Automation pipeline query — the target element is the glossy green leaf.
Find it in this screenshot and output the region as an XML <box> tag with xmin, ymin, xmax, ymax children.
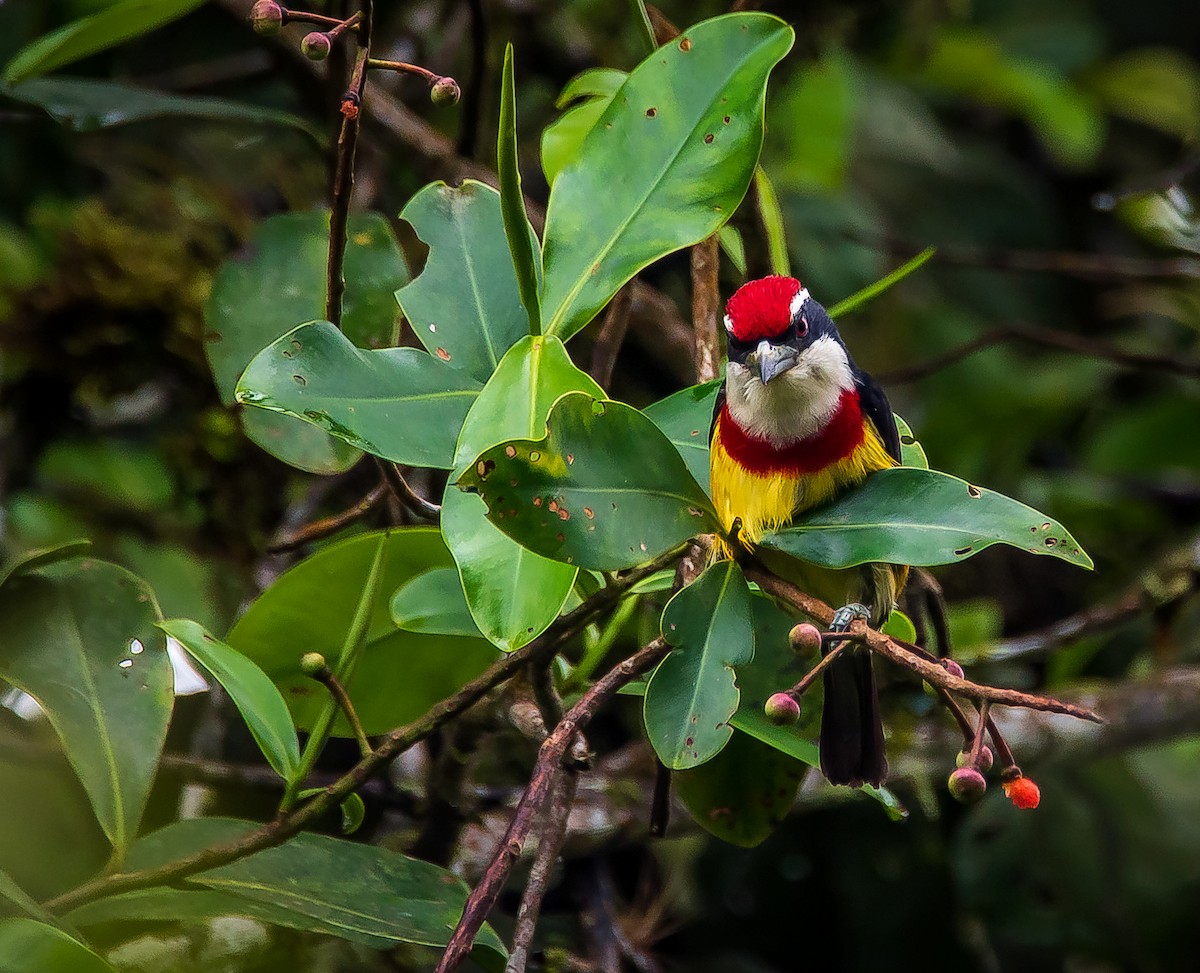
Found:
<box><xmin>827</xmin><ymin>247</ymin><xmax>936</xmax><ymax>318</ymax></box>
<box><xmin>753</xmin><ymin>166</ymin><xmax>790</xmax><ymax>275</ymax></box>
<box><xmin>116</xmin><ymin>818</ymin><xmax>506</xmax><ymax>964</ymax></box>
<box><xmin>235</xmin><ymin>321</ymin><xmax>481</xmax><ymax>470</ymax></box>
<box><xmin>4</xmin><ymin>0</ymin><xmax>204</xmax><ymax>84</ymax></box>
<box><xmin>160</xmin><ymin>620</ymin><xmax>300</xmax><ymax>782</ymax></box>
<box><xmin>895</xmin><ymin>414</ymin><xmax>929</xmax><ymax>469</ymax></box>
<box><xmin>390</xmin><ymin>567</ymin><xmax>483</xmax><ymax>638</ymax></box>
<box><xmin>0</xmin><ymin>539</ymin><xmax>90</xmax><ymax>590</ymax></box>
<box><xmin>675</xmin><ymin>731</ymin><xmax>801</xmax><ymax>846</ymax></box>
<box><xmin>444</xmin><ymin>336</ymin><xmax>600</xmax><ymax>649</ymax></box>
<box><xmin>881</xmin><ymin>609</ymin><xmax>918</xmax><ymax>644</ymax></box>
<box><xmin>642</xmin><ymin>379</ymin><xmax>722</xmax><ymax>489</ymax></box>
<box><xmin>498</xmin><ymin>44</ymin><xmax>541</xmax><ymax>335</ymax></box>
<box><xmin>205</xmin><ymin>211</ymin><xmax>408</xmax><ymax>473</ymax></box>
<box><xmin>541</xmin><ymin>69</ymin><xmax>627</xmax><ymax>186</ymax></box>
<box><xmin>539</xmin><ymin>13</ymin><xmax>794</xmax><ymax>340</ymax></box>
<box><xmin>0</xmin><ymin>918</ymin><xmax>114</xmax><ymax>973</ymax></box>
<box><xmin>643</xmin><ymin>561</ymin><xmax>754</xmax><ymax>769</ymax></box>
<box><xmin>718</xmin><ymin>224</ymin><xmax>747</xmax><ymax>275</ymax></box>
<box><xmin>227</xmin><ymin>530</ymin><xmax>497</xmax><ymax>735</ymax></box>
<box><xmin>761</xmin><ymin>467</ymin><xmax>1094</xmax><ymax>570</ymax></box>
<box><xmin>395</xmin><ymin>181</ymin><xmax>534</xmax><ymax>383</ymax></box>
<box><xmin>459</xmin><ymin>391</ymin><xmax>718</xmax><ymax>570</ymax></box>
<box><xmin>0</xmin><ymin>559</ymin><xmax>171</xmax><ymax>856</ymax></box>
<box><xmin>1</xmin><ymin>78</ymin><xmax>321</xmax><ymax>139</ymax></box>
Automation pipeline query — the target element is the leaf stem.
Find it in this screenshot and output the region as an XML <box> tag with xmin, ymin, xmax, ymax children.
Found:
<box><xmin>306</xmin><ymin>661</ymin><xmax>372</xmax><ymax>758</ymax></box>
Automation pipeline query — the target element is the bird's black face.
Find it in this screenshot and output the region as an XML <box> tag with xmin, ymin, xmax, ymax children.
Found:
<box><xmin>727</xmin><ymin>298</ymin><xmax>839</xmax><ymax>385</ymax></box>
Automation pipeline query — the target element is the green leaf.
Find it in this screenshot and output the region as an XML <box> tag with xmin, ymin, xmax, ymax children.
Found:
<box><xmin>753</xmin><ymin>167</ymin><xmax>790</xmax><ymax>275</ymax></box>
<box><xmin>0</xmin><ymin>559</ymin><xmax>171</xmax><ymax>856</ymax></box>
<box><xmin>827</xmin><ymin>247</ymin><xmax>936</xmax><ymax>318</ymax></box>
<box><xmin>642</xmin><ymin>379</ymin><xmax>722</xmax><ymax>489</ymax></box>
<box><xmin>761</xmin><ymin>467</ymin><xmax>1094</xmax><ymax>570</ymax></box>
<box><xmin>538</xmin><ymin>14</ymin><xmax>793</xmax><ymax>340</ymax></box>
<box><xmin>0</xmin><ymin>539</ymin><xmax>91</xmax><ymax>590</ymax></box>
<box><xmin>227</xmin><ymin>529</ymin><xmax>497</xmax><ymax>736</ymax></box>
<box><xmin>160</xmin><ymin>619</ymin><xmax>300</xmax><ymax>782</ymax></box>
<box><xmin>881</xmin><ymin>609</ymin><xmax>917</xmax><ymax>644</ymax></box>
<box><xmin>444</xmin><ymin>336</ymin><xmax>601</xmax><ymax>649</ymax></box>
<box><xmin>339</xmin><ymin>793</ymin><xmax>366</xmax><ymax>835</ymax></box>
<box><xmin>643</xmin><ymin>560</ymin><xmax>754</xmax><ymax>769</ymax></box>
<box><xmin>235</xmin><ymin>321</ymin><xmax>481</xmax><ymax>470</ymax></box>
<box><xmin>205</xmin><ymin>211</ymin><xmax>409</xmax><ymax>473</ymax></box>
<box><xmin>459</xmin><ymin>391</ymin><xmax>718</xmax><ymax>570</ymax></box>
<box><xmin>541</xmin><ymin>69</ymin><xmax>627</xmax><ymax>186</ymax></box>
<box><xmin>108</xmin><ymin>818</ymin><xmax>506</xmax><ymax>964</ymax></box>
<box><xmin>0</xmin><ymin>918</ymin><xmax>114</xmax><ymax>973</ymax></box>
<box><xmin>395</xmin><ymin>180</ymin><xmax>534</xmax><ymax>383</ymax></box>
<box><xmin>895</xmin><ymin>414</ymin><xmax>929</xmax><ymax>469</ymax></box>
<box><xmin>3</xmin><ymin>0</ymin><xmax>205</xmax><ymax>84</ymax></box>
<box><xmin>1</xmin><ymin>78</ymin><xmax>321</xmax><ymax>140</ymax></box>
<box><xmin>0</xmin><ymin>870</ymin><xmax>56</xmax><ymax>924</ymax></box>
<box><xmin>498</xmin><ymin>44</ymin><xmax>541</xmax><ymax>335</ymax></box>
<box><xmin>1088</xmin><ymin>48</ymin><xmax>1200</xmax><ymax>143</ymax></box>
<box><xmin>675</xmin><ymin>731</ymin><xmax>801</xmax><ymax>846</ymax></box>
<box><xmin>390</xmin><ymin>567</ymin><xmax>483</xmax><ymax>638</ymax></box>
<box><xmin>717</xmin><ymin>224</ymin><xmax>746</xmax><ymax>275</ymax></box>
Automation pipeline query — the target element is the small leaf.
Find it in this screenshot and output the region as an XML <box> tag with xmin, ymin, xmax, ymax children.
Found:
<box><xmin>444</xmin><ymin>336</ymin><xmax>600</xmax><ymax>649</ymax></box>
<box><xmin>160</xmin><ymin>620</ymin><xmax>300</xmax><ymax>781</ymax></box>
<box><xmin>498</xmin><ymin>44</ymin><xmax>542</xmax><ymax>335</ymax></box>
<box><xmin>895</xmin><ymin>413</ymin><xmax>929</xmax><ymax>469</ymax></box>
<box><xmin>0</xmin><ymin>870</ymin><xmax>57</xmax><ymax>924</ymax></box>
<box><xmin>458</xmin><ymin>392</ymin><xmax>718</xmax><ymax>570</ymax></box>
<box><xmin>0</xmin><ymin>539</ymin><xmax>91</xmax><ymax>590</ymax></box>
<box><xmin>761</xmin><ymin>467</ymin><xmax>1094</xmax><ymax>570</ymax></box>
<box><xmin>1</xmin><ymin>78</ymin><xmax>321</xmax><ymax>140</ymax></box>
<box><xmin>0</xmin><ymin>559</ymin><xmax>171</xmax><ymax>856</ymax></box>
<box><xmin>541</xmin><ymin>69</ymin><xmax>627</xmax><ymax>186</ymax></box>
<box><xmin>827</xmin><ymin>247</ymin><xmax>936</xmax><ymax>318</ymax></box>
<box><xmin>0</xmin><ymin>918</ymin><xmax>115</xmax><ymax>973</ymax></box>
<box><xmin>642</xmin><ymin>379</ymin><xmax>722</xmax><ymax>489</ymax></box>
<box><xmin>753</xmin><ymin>166</ymin><xmax>790</xmax><ymax>275</ymax></box>
<box><xmin>644</xmin><ymin>560</ymin><xmax>754</xmax><ymax>769</ymax></box>
<box><xmin>881</xmin><ymin>609</ymin><xmax>917</xmax><ymax>644</ymax></box>
<box><xmin>227</xmin><ymin>530</ymin><xmax>498</xmax><ymax>736</ymax></box>
<box><xmin>539</xmin><ymin>13</ymin><xmax>794</xmax><ymax>340</ymax></box>
<box><xmin>4</xmin><ymin>0</ymin><xmax>204</xmax><ymax>84</ymax></box>
<box><xmin>395</xmin><ymin>181</ymin><xmax>534</xmax><ymax>382</ymax></box>
<box><xmin>675</xmin><ymin>731</ymin><xmax>801</xmax><ymax>846</ymax></box>
<box><xmin>236</xmin><ymin>321</ymin><xmax>481</xmax><ymax>470</ymax></box>
<box><xmin>390</xmin><ymin>568</ymin><xmax>483</xmax><ymax>638</ymax></box>
<box><xmin>339</xmin><ymin>794</ymin><xmax>366</xmax><ymax>835</ymax></box>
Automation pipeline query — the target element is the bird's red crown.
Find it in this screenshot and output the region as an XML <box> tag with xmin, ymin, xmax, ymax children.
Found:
<box><xmin>724</xmin><ymin>275</ymin><xmax>804</xmax><ymax>343</ymax></box>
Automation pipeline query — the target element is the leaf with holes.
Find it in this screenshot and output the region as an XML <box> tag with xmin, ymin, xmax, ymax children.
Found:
<box><xmin>235</xmin><ymin>321</ymin><xmax>481</xmax><ymax>469</ymax></box>
<box><xmin>443</xmin><ymin>337</ymin><xmax>600</xmax><ymax>649</ymax></box>
<box><xmin>895</xmin><ymin>414</ymin><xmax>928</xmax><ymax>469</ymax></box>
<box><xmin>395</xmin><ymin>181</ymin><xmax>535</xmax><ymax>383</ymax></box>
<box><xmin>458</xmin><ymin>391</ymin><xmax>718</xmax><ymax>571</ymax></box>
<box><xmin>0</xmin><ymin>559</ymin><xmax>171</xmax><ymax>856</ymax></box>
<box><xmin>161</xmin><ymin>620</ymin><xmax>300</xmax><ymax>782</ymax></box>
<box><xmin>643</xmin><ymin>379</ymin><xmax>722</xmax><ymax>489</ymax></box>
<box><xmin>227</xmin><ymin>530</ymin><xmax>497</xmax><ymax>736</ymax></box>
<box><xmin>761</xmin><ymin>467</ymin><xmax>1094</xmax><ymax>570</ymax></box>
<box><xmin>538</xmin><ymin>13</ymin><xmax>793</xmax><ymax>340</ymax></box>
<box><xmin>205</xmin><ymin>211</ymin><xmax>408</xmax><ymax>473</ymax></box>
<box><xmin>643</xmin><ymin>560</ymin><xmax>753</xmax><ymax>769</ymax></box>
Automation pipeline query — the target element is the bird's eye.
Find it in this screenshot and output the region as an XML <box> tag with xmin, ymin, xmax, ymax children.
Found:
<box><xmin>796</xmin><ymin>314</ymin><xmax>809</xmax><ymax>337</ymax></box>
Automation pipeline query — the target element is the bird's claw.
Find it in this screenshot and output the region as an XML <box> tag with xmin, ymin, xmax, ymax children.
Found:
<box><xmin>830</xmin><ymin>603</ymin><xmax>871</xmax><ymax>633</ymax></box>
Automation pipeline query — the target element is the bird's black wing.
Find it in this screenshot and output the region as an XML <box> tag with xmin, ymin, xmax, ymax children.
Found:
<box><xmin>709</xmin><ymin>384</ymin><xmax>727</xmax><ymax>442</ymax></box>
<box><xmin>854</xmin><ymin>368</ymin><xmax>902</xmax><ymax>464</ymax></box>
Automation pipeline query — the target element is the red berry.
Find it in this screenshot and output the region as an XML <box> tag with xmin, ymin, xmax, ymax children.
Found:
<box><xmin>764</xmin><ymin>692</ymin><xmax>800</xmax><ymax>726</ymax></box>
<box><xmin>301</xmin><ymin>31</ymin><xmax>332</xmax><ymax>60</ymax></box>
<box><xmin>250</xmin><ymin>0</ymin><xmax>283</xmax><ymax>35</ymax></box>
<box><xmin>942</xmin><ymin>658</ymin><xmax>965</xmax><ymax>679</ymax></box>
<box><xmin>788</xmin><ymin>623</ymin><xmax>822</xmax><ymax>655</ymax></box>
<box><xmin>947</xmin><ymin>767</ymin><xmax>987</xmax><ymax>804</ymax></box>
<box><xmin>1003</xmin><ymin>775</ymin><xmax>1041</xmax><ymax>810</ymax></box>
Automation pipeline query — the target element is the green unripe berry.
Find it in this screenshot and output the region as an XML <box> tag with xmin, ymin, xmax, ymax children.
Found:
<box><xmin>301</xmin><ymin>31</ymin><xmax>332</xmax><ymax>61</ymax></box>
<box><xmin>430</xmin><ymin>76</ymin><xmax>461</xmax><ymax>105</ymax></box>
<box><xmin>948</xmin><ymin>766</ymin><xmax>987</xmax><ymax>804</ymax></box>
<box><xmin>300</xmin><ymin>652</ymin><xmax>328</xmax><ymax>676</ymax></box>
<box><xmin>764</xmin><ymin>692</ymin><xmax>801</xmax><ymax>726</ymax></box>
<box><xmin>250</xmin><ymin>0</ymin><xmax>283</xmax><ymax>35</ymax></box>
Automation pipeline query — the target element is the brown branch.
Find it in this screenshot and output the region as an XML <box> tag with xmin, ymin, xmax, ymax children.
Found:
<box><xmin>267</xmin><ymin>481</ymin><xmax>387</xmax><ymax>553</ymax></box>
<box><xmin>879</xmin><ymin>322</ymin><xmax>1200</xmax><ymax>385</ymax></box>
<box><xmin>435</xmin><ymin>637</ymin><xmax>671</xmax><ymax>973</ymax></box>
<box><xmin>589</xmin><ymin>284</ymin><xmax>634</xmax><ymax>390</ymax></box>
<box><xmin>744</xmin><ymin>566</ymin><xmax>1103</xmax><ymax>723</ymax></box>
<box><xmin>282</xmin><ymin>8</ymin><xmax>359</xmax><ymax>30</ymax></box>
<box><xmin>377</xmin><ymin>458</ymin><xmax>441</xmax><ymax>520</ymax></box>
<box><xmin>691</xmin><ymin>235</ymin><xmax>722</xmax><ymax>383</ymax></box>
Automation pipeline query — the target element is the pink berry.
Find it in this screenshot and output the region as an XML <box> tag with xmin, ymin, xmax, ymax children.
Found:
<box><xmin>764</xmin><ymin>692</ymin><xmax>801</xmax><ymax>726</ymax></box>
<box><xmin>301</xmin><ymin>31</ymin><xmax>332</xmax><ymax>60</ymax></box>
<box><xmin>788</xmin><ymin>623</ymin><xmax>823</xmax><ymax>655</ymax></box>
<box><xmin>947</xmin><ymin>767</ymin><xmax>987</xmax><ymax>804</ymax></box>
<box><xmin>250</xmin><ymin>0</ymin><xmax>283</xmax><ymax>35</ymax></box>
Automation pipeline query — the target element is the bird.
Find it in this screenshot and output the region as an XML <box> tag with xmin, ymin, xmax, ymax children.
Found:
<box><xmin>708</xmin><ymin>274</ymin><xmax>906</xmax><ymax>787</ymax></box>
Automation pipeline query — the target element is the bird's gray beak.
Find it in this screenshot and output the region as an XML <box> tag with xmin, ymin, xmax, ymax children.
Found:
<box><xmin>754</xmin><ymin>340</ymin><xmax>799</xmax><ymax>384</ymax></box>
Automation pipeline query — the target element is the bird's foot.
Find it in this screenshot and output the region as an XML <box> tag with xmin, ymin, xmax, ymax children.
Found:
<box><xmin>829</xmin><ymin>602</ymin><xmax>871</xmax><ymax>634</ymax></box>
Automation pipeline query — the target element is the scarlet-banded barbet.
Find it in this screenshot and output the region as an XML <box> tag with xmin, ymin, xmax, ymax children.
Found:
<box><xmin>709</xmin><ymin>275</ymin><xmax>906</xmax><ymax>787</ymax></box>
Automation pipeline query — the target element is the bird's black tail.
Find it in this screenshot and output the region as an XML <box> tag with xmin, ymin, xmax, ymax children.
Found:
<box><xmin>819</xmin><ymin>647</ymin><xmax>887</xmax><ymax>787</ymax></box>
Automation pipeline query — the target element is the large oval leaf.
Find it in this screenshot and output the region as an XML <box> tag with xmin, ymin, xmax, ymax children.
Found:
<box><xmin>0</xmin><ymin>559</ymin><xmax>172</xmax><ymax>856</ymax></box>
<box><xmin>642</xmin><ymin>379</ymin><xmax>722</xmax><ymax>489</ymax></box>
<box><xmin>205</xmin><ymin>211</ymin><xmax>409</xmax><ymax>473</ymax></box>
<box><xmin>760</xmin><ymin>467</ymin><xmax>1094</xmax><ymax>570</ymax></box>
<box><xmin>643</xmin><ymin>560</ymin><xmax>753</xmax><ymax>770</ymax></box>
<box><xmin>81</xmin><ymin>818</ymin><xmax>505</xmax><ymax>967</ymax></box>
<box><xmin>458</xmin><ymin>392</ymin><xmax>717</xmax><ymax>570</ymax></box>
<box><xmin>395</xmin><ymin>181</ymin><xmax>535</xmax><ymax>383</ymax></box>
<box><xmin>226</xmin><ymin>530</ymin><xmax>497</xmax><ymax>735</ymax></box>
<box><xmin>0</xmin><ymin>918</ymin><xmax>115</xmax><ymax>973</ymax></box>
<box><xmin>443</xmin><ymin>336</ymin><xmax>600</xmax><ymax>650</ymax></box>
<box><xmin>538</xmin><ymin>13</ymin><xmax>794</xmax><ymax>340</ymax></box>
<box><xmin>235</xmin><ymin>321</ymin><xmax>481</xmax><ymax>469</ymax></box>
<box><xmin>160</xmin><ymin>620</ymin><xmax>300</xmax><ymax>782</ymax></box>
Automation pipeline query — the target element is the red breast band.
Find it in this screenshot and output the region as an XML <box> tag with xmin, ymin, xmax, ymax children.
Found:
<box><xmin>717</xmin><ymin>388</ymin><xmax>865</xmax><ymax>474</ymax></box>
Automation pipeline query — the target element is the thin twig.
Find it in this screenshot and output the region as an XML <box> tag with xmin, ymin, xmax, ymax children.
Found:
<box><xmin>267</xmin><ymin>481</ymin><xmax>387</xmax><ymax>553</ymax></box>
<box><xmin>649</xmin><ymin>759</ymin><xmax>671</xmax><ymax>838</ymax></box>
<box><xmin>377</xmin><ymin>458</ymin><xmax>441</xmax><ymax>519</ymax></box>
<box><xmin>786</xmin><ymin>642</ymin><xmax>848</xmax><ymax>698</ymax></box>
<box><xmin>691</xmin><ymin>234</ymin><xmax>721</xmax><ymax>383</ymax></box>
<box><xmin>283</xmin><ymin>9</ymin><xmax>359</xmax><ymax>30</ymax></box>
<box><xmin>307</xmin><ymin>662</ymin><xmax>372</xmax><ymax>757</ymax></box>
<box><xmin>590</xmin><ymin>284</ymin><xmax>634</xmax><ymax>390</ymax></box>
